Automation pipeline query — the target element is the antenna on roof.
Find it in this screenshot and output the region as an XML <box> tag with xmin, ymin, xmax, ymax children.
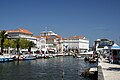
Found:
<box><xmin>45</xmin><ymin>27</ymin><xmax>47</xmax><ymax>32</ymax></box>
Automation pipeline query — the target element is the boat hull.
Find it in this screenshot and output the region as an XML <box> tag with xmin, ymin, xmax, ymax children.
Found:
<box><xmin>23</xmin><ymin>57</ymin><xmax>36</xmax><ymax>60</ymax></box>
<box><xmin>0</xmin><ymin>58</ymin><xmax>14</xmax><ymax>62</ymax></box>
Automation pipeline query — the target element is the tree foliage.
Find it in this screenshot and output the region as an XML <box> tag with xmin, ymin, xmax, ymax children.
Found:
<box><xmin>0</xmin><ymin>37</ymin><xmax>36</xmax><ymax>51</ymax></box>
<box><xmin>0</xmin><ymin>30</ymin><xmax>36</xmax><ymax>53</ymax></box>
<box><xmin>28</xmin><ymin>41</ymin><xmax>35</xmax><ymax>52</ymax></box>
<box><xmin>13</xmin><ymin>39</ymin><xmax>35</xmax><ymax>49</ymax></box>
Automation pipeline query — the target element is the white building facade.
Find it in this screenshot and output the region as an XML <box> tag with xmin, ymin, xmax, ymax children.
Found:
<box><xmin>40</xmin><ymin>31</ymin><xmax>61</xmax><ymax>53</ymax></box>
<box><xmin>7</xmin><ymin>28</ymin><xmax>39</xmax><ymax>48</ymax></box>
<box><xmin>63</xmin><ymin>36</ymin><xmax>89</xmax><ymax>53</ymax></box>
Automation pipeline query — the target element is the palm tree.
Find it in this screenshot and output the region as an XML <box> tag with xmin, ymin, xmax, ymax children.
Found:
<box><xmin>28</xmin><ymin>41</ymin><xmax>35</xmax><ymax>53</ymax></box>
<box><xmin>0</xmin><ymin>30</ymin><xmax>8</xmax><ymax>53</ymax></box>
<box><xmin>14</xmin><ymin>38</ymin><xmax>20</xmax><ymax>54</ymax></box>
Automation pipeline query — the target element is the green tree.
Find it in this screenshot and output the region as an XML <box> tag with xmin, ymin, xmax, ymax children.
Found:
<box><xmin>4</xmin><ymin>39</ymin><xmax>9</xmax><ymax>48</ymax></box>
<box><xmin>28</xmin><ymin>41</ymin><xmax>35</xmax><ymax>52</ymax></box>
<box><xmin>0</xmin><ymin>33</ymin><xmax>36</xmax><ymax>54</ymax></box>
<box><xmin>14</xmin><ymin>38</ymin><xmax>20</xmax><ymax>54</ymax></box>
<box><xmin>10</xmin><ymin>39</ymin><xmax>16</xmax><ymax>48</ymax></box>
<box><xmin>13</xmin><ymin>39</ymin><xmax>35</xmax><ymax>53</ymax></box>
<box><xmin>20</xmin><ymin>39</ymin><xmax>29</xmax><ymax>49</ymax></box>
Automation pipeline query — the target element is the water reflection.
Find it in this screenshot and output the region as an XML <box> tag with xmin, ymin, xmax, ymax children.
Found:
<box><xmin>0</xmin><ymin>56</ymin><xmax>97</xmax><ymax>80</ymax></box>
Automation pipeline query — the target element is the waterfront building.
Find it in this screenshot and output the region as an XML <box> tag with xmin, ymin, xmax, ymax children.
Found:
<box><xmin>7</xmin><ymin>28</ymin><xmax>39</xmax><ymax>48</ymax></box>
<box><xmin>93</xmin><ymin>38</ymin><xmax>114</xmax><ymax>60</ymax></box>
<box><xmin>62</xmin><ymin>36</ymin><xmax>89</xmax><ymax>53</ymax></box>
<box><xmin>7</xmin><ymin>28</ymin><xmax>36</xmax><ymax>40</ymax></box>
<box><xmin>40</xmin><ymin>31</ymin><xmax>62</xmax><ymax>53</ymax></box>
<box><xmin>93</xmin><ymin>38</ymin><xmax>120</xmax><ymax>64</ymax></box>
<box><xmin>94</xmin><ymin>38</ymin><xmax>114</xmax><ymax>51</ymax></box>
<box><xmin>7</xmin><ymin>28</ymin><xmax>33</xmax><ymax>38</ymax></box>
<box><xmin>110</xmin><ymin>44</ymin><xmax>120</xmax><ymax>64</ymax></box>
<box><xmin>110</xmin><ymin>43</ymin><xmax>120</xmax><ymax>64</ymax></box>
<box><xmin>34</xmin><ymin>36</ymin><xmax>41</xmax><ymax>49</ymax></box>
<box><xmin>40</xmin><ymin>31</ymin><xmax>57</xmax><ymax>36</ymax></box>
<box><xmin>6</xmin><ymin>29</ymin><xmax>62</xmax><ymax>53</ymax></box>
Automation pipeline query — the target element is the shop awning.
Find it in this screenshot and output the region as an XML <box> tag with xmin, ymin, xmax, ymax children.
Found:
<box><xmin>111</xmin><ymin>43</ymin><xmax>120</xmax><ymax>50</ymax></box>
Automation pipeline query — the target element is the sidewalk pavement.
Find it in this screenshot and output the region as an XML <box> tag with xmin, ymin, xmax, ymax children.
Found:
<box><xmin>98</xmin><ymin>65</ymin><xmax>104</xmax><ymax>80</ymax></box>
<box><xmin>99</xmin><ymin>58</ymin><xmax>120</xmax><ymax>80</ymax></box>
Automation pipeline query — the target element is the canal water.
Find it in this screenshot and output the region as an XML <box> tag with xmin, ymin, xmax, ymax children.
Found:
<box><xmin>0</xmin><ymin>56</ymin><xmax>97</xmax><ymax>80</ymax></box>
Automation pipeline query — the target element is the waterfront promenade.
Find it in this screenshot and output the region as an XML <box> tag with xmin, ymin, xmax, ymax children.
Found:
<box><xmin>99</xmin><ymin>58</ymin><xmax>120</xmax><ymax>80</ymax></box>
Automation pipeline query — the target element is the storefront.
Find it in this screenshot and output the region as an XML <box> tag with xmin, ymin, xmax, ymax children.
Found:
<box><xmin>110</xmin><ymin>43</ymin><xmax>120</xmax><ymax>64</ymax></box>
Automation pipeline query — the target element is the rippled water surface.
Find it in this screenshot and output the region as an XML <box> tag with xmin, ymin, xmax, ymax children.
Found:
<box><xmin>0</xmin><ymin>56</ymin><xmax>97</xmax><ymax>80</ymax></box>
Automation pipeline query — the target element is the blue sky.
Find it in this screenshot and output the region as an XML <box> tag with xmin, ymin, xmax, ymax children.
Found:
<box><xmin>0</xmin><ymin>0</ymin><xmax>120</xmax><ymax>45</ymax></box>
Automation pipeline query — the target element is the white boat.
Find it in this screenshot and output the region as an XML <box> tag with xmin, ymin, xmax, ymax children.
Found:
<box><xmin>76</xmin><ymin>55</ymin><xmax>81</xmax><ymax>58</ymax></box>
<box><xmin>23</xmin><ymin>57</ymin><xmax>36</xmax><ymax>60</ymax></box>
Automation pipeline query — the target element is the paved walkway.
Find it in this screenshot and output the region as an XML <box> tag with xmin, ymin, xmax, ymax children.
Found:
<box><xmin>99</xmin><ymin>58</ymin><xmax>120</xmax><ymax>80</ymax></box>
<box><xmin>98</xmin><ymin>65</ymin><xmax>104</xmax><ymax>80</ymax></box>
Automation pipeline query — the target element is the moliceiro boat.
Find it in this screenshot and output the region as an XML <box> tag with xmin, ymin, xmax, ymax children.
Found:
<box><xmin>0</xmin><ymin>54</ymin><xmax>14</xmax><ymax>62</ymax></box>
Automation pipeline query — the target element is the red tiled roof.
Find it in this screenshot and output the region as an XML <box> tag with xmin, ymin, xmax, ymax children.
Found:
<box><xmin>67</xmin><ymin>36</ymin><xmax>86</xmax><ymax>40</ymax></box>
<box><xmin>75</xmin><ymin>36</ymin><xmax>85</xmax><ymax>39</ymax></box>
<box><xmin>62</xmin><ymin>38</ymin><xmax>67</xmax><ymax>40</ymax></box>
<box><xmin>7</xmin><ymin>28</ymin><xmax>33</xmax><ymax>35</ymax></box>
<box><xmin>34</xmin><ymin>36</ymin><xmax>41</xmax><ymax>38</ymax></box>
<box><xmin>34</xmin><ymin>35</ymin><xmax>47</xmax><ymax>38</ymax></box>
